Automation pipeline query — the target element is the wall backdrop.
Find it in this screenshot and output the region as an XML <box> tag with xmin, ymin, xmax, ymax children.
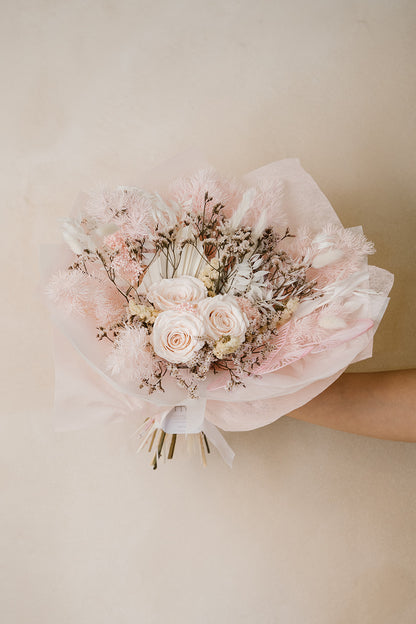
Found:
<box><xmin>1</xmin><ymin>1</ymin><xmax>415</xmax><ymax>622</ymax></box>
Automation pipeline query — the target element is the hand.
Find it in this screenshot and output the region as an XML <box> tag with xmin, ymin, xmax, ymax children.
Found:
<box><xmin>288</xmin><ymin>369</ymin><xmax>416</xmax><ymax>442</ymax></box>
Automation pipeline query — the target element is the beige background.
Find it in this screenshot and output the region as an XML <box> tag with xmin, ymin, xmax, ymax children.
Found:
<box><xmin>1</xmin><ymin>1</ymin><xmax>415</xmax><ymax>622</ymax></box>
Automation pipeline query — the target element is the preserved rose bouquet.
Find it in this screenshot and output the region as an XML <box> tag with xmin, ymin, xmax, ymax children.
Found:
<box><xmin>43</xmin><ymin>155</ymin><xmax>393</xmax><ymax>468</ymax></box>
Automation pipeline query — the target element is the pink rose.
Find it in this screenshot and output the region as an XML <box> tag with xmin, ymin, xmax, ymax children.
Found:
<box><xmin>151</xmin><ymin>310</ymin><xmax>205</xmax><ymax>364</ymax></box>
<box><xmin>146</xmin><ymin>276</ymin><xmax>207</xmax><ymax>311</ymax></box>
<box><xmin>198</xmin><ymin>294</ymin><xmax>248</xmax><ymax>340</ymax></box>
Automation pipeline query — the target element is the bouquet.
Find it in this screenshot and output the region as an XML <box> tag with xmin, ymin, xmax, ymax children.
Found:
<box><xmin>44</xmin><ymin>155</ymin><xmax>393</xmax><ymax>468</ymax></box>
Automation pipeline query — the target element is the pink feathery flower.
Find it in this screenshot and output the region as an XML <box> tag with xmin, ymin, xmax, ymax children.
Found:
<box><xmin>111</xmin><ymin>248</ymin><xmax>143</xmax><ymax>283</ymax></box>
<box><xmin>103</xmin><ymin>232</ymin><xmax>143</xmax><ymax>283</ymax></box>
<box><xmin>84</xmin><ymin>187</ymin><xmax>126</xmax><ymax>223</ymax></box>
<box><xmin>169</xmin><ymin>168</ymin><xmax>243</xmax><ymax>218</ymax></box>
<box><xmin>92</xmin><ymin>280</ymin><xmax>127</xmax><ymax>327</ymax></box>
<box><xmin>104</xmin><ymin>230</ymin><xmax>126</xmax><ymax>250</ymax></box>
<box><xmin>310</xmin><ymin>225</ymin><xmax>375</xmax><ymax>287</ymax></box>
<box><xmin>45</xmin><ymin>270</ymin><xmax>95</xmax><ymax>316</ymax></box>
<box><xmin>243</xmin><ymin>178</ymin><xmax>288</xmax><ymax>232</ymax></box>
<box><xmin>107</xmin><ymin>326</ymin><xmax>154</xmax><ymax>383</ymax></box>
<box><xmin>285</xmin><ymin>224</ymin><xmax>376</xmax><ymax>288</ymax></box>
<box><xmin>123</xmin><ymin>196</ymin><xmax>154</xmax><ymax>240</ymax></box>
<box><xmin>85</xmin><ymin>187</ymin><xmax>156</xmax><ymax>235</ymax></box>
<box><xmin>321</xmin><ymin>224</ymin><xmax>375</xmax><ymax>256</ymax></box>
<box><xmin>46</xmin><ymin>268</ymin><xmax>127</xmax><ymax>325</ymax></box>
<box><xmin>280</xmin><ymin>226</ymin><xmax>313</xmax><ymax>261</ymax></box>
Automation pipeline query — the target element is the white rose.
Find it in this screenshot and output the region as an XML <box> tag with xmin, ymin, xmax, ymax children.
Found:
<box><xmin>146</xmin><ymin>276</ymin><xmax>207</xmax><ymax>311</ymax></box>
<box><xmin>199</xmin><ymin>294</ymin><xmax>248</xmax><ymax>340</ymax></box>
<box><xmin>151</xmin><ymin>310</ymin><xmax>205</xmax><ymax>363</ymax></box>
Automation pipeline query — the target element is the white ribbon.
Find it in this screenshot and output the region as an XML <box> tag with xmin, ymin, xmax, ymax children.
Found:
<box><xmin>159</xmin><ymin>400</ymin><xmax>235</xmax><ymax>467</ymax></box>
<box><xmin>202</xmin><ymin>419</ymin><xmax>235</xmax><ymax>468</ymax></box>
<box><xmin>160</xmin><ymin>399</ymin><xmax>207</xmax><ymax>434</ymax></box>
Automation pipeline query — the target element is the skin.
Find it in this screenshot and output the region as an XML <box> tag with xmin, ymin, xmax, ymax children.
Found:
<box><xmin>288</xmin><ymin>369</ymin><xmax>416</xmax><ymax>442</ymax></box>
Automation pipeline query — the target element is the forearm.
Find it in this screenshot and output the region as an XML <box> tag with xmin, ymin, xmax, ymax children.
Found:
<box><xmin>288</xmin><ymin>369</ymin><xmax>416</xmax><ymax>442</ymax></box>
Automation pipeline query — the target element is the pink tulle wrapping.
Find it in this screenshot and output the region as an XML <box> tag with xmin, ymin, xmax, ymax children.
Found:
<box><xmin>42</xmin><ymin>151</ymin><xmax>393</xmax><ymax>434</ymax></box>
